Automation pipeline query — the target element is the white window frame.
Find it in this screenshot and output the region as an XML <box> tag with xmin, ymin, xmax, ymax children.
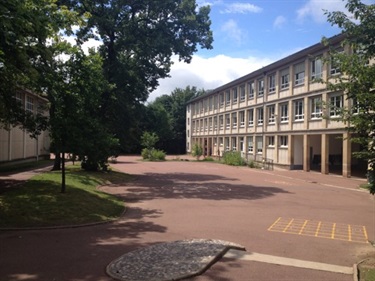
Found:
<box><xmin>294</xmin><ymin>62</ymin><xmax>305</xmax><ymax>86</ymax></box>
<box><xmin>279</xmin><ymin>136</ymin><xmax>288</xmax><ymax>147</ymax></box>
<box><xmin>232</xmin><ymin>137</ymin><xmax>237</xmax><ymax>151</ymax></box>
<box><xmin>239</xmin><ymin>111</ymin><xmax>245</xmax><ymax>127</ymax></box>
<box><xmin>311</xmin><ymin>57</ymin><xmax>323</xmax><ymax>80</ymax></box>
<box><xmin>280</xmin><ymin>103</ymin><xmax>288</xmax><ymax>122</ymax></box>
<box><xmin>268</xmin><ymin>105</ymin><xmax>275</xmax><ymax>124</ymax></box>
<box><xmin>219</xmin><ymin>115</ymin><xmax>224</xmax><ymax>129</ymax></box>
<box><xmin>225</xmin><ymin>114</ymin><xmax>231</xmax><ymax>129</ymax></box>
<box><xmin>268</xmin><ymin>136</ymin><xmax>275</xmax><ymax>147</ymax></box>
<box><xmin>232</xmin><ymin>88</ymin><xmax>238</xmax><ymax>104</ymax></box>
<box><xmin>225</xmin><ymin>137</ymin><xmax>230</xmax><ymax>151</ymax></box>
<box><xmin>220</xmin><ymin>93</ymin><xmax>224</xmax><ymax>108</ymax></box>
<box><xmin>280</xmin><ymin>68</ymin><xmax>289</xmax><ymax>89</ymax></box>
<box><xmin>330</xmin><ymin>94</ymin><xmax>343</xmax><ymax>117</ymax></box>
<box><xmin>26</xmin><ymin>96</ymin><xmax>34</xmax><ymax>113</ymax></box>
<box><xmin>258</xmin><ymin>79</ymin><xmax>264</xmax><ymax>97</ymax></box>
<box><xmin>294</xmin><ymin>100</ymin><xmax>304</xmax><ymax>121</ymax></box>
<box><xmin>240</xmin><ymin>85</ymin><xmax>246</xmax><ymax>102</ymax></box>
<box><xmin>248</xmin><ymin>109</ymin><xmax>254</xmax><ymax>127</ymax></box>
<box><xmin>310</xmin><ymin>96</ymin><xmax>322</xmax><ymax>119</ymax></box>
<box><xmin>256</xmin><ymin>136</ymin><xmax>263</xmax><ymax>154</ymax></box>
<box><xmin>232</xmin><ymin>112</ymin><xmax>237</xmax><ymax>129</ymax></box>
<box><xmin>268</xmin><ymin>74</ymin><xmax>276</xmax><ymax>93</ymax></box>
<box><xmin>257</xmin><ymin>107</ymin><xmax>264</xmax><ymax>125</ymax></box>
<box><xmin>248</xmin><ymin>136</ymin><xmax>254</xmax><ymax>153</ymax></box>
<box><xmin>248</xmin><ymin>81</ymin><xmax>255</xmax><ymax>99</ymax></box>
<box><xmin>225</xmin><ymin>91</ymin><xmax>230</xmax><ymax>106</ymax></box>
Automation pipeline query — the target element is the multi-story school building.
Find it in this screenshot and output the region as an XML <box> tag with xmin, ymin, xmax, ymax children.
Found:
<box><xmin>186</xmin><ymin>34</ymin><xmax>367</xmax><ymax>177</ymax></box>
<box><xmin>0</xmin><ymin>89</ymin><xmax>50</xmax><ymax>165</ymax></box>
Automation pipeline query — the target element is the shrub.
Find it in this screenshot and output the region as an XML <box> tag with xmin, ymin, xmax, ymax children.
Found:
<box><xmin>141</xmin><ymin>148</ymin><xmax>150</xmax><ymax>160</ymax></box>
<box><xmin>222</xmin><ymin>151</ymin><xmax>245</xmax><ymax>166</ymax></box>
<box><xmin>192</xmin><ymin>143</ymin><xmax>203</xmax><ymax>160</ymax></box>
<box><xmin>203</xmin><ymin>156</ymin><xmax>214</xmax><ymax>162</ymax></box>
<box><xmin>150</xmin><ymin>149</ymin><xmax>166</xmax><ymax>161</ymax></box>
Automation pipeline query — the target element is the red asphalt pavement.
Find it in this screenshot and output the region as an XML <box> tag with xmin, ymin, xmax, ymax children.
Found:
<box><xmin>1</xmin><ymin>155</ymin><xmax>374</xmax><ymax>281</ymax></box>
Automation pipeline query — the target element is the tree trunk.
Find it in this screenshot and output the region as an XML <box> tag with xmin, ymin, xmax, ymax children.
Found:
<box><xmin>61</xmin><ymin>151</ymin><xmax>66</xmax><ymax>193</ymax></box>
<box><xmin>52</xmin><ymin>153</ymin><xmax>61</xmax><ymax>171</ymax></box>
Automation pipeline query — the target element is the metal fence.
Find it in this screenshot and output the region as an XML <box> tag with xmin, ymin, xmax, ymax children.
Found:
<box><xmin>244</xmin><ymin>153</ymin><xmax>274</xmax><ymax>171</ymax></box>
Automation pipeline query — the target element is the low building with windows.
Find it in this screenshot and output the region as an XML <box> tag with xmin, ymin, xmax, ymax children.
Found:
<box><xmin>186</xmin><ymin>34</ymin><xmax>367</xmax><ymax>177</ymax></box>
<box><xmin>0</xmin><ymin>90</ymin><xmax>50</xmax><ymax>165</ymax></box>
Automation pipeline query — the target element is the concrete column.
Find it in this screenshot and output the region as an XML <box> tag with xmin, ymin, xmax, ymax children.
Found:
<box><xmin>303</xmin><ymin>134</ymin><xmax>310</xmax><ymax>172</ymax></box>
<box><xmin>321</xmin><ymin>134</ymin><xmax>329</xmax><ymax>174</ymax></box>
<box><xmin>342</xmin><ymin>132</ymin><xmax>351</xmax><ymax>177</ymax></box>
<box><xmin>288</xmin><ymin>135</ymin><xmax>294</xmax><ymax>169</ymax></box>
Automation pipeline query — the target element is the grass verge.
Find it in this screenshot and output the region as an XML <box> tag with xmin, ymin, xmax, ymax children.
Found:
<box><xmin>0</xmin><ymin>164</ymin><xmax>131</xmax><ymax>228</ymax></box>
<box><xmin>359</xmin><ymin>258</ymin><xmax>375</xmax><ymax>281</ymax></box>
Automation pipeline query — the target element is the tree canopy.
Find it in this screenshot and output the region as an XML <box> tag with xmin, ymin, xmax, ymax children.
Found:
<box><xmin>325</xmin><ymin>0</ymin><xmax>375</xmax><ymax>192</ymax></box>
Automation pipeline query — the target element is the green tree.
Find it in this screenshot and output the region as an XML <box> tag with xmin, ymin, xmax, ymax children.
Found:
<box><xmin>0</xmin><ymin>0</ymin><xmax>78</xmax><ymax>133</ymax></box>
<box><xmin>59</xmin><ymin>0</ymin><xmax>213</xmax><ymax>152</ymax></box>
<box><xmin>325</xmin><ymin>0</ymin><xmax>375</xmax><ymax>193</ymax></box>
<box><xmin>192</xmin><ymin>143</ymin><xmax>203</xmax><ymax>160</ymax></box>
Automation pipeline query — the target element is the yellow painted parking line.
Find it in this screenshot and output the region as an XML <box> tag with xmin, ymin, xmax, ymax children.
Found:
<box><xmin>268</xmin><ymin>217</ymin><xmax>368</xmax><ymax>244</ymax></box>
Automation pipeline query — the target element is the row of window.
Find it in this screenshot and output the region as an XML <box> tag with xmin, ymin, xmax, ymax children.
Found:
<box><xmin>191</xmin><ymin>94</ymin><xmax>344</xmax><ymax>132</ymax></box>
<box><xmin>189</xmin><ymin>56</ymin><xmax>341</xmax><ymax>115</ymax></box>
<box><xmin>197</xmin><ymin>135</ymin><xmax>289</xmax><ymax>154</ymax></box>
<box><xmin>15</xmin><ymin>93</ymin><xmax>44</xmax><ymax>114</ymax></box>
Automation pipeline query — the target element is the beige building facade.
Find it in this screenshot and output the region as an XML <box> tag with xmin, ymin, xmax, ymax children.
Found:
<box><xmin>186</xmin><ymin>34</ymin><xmax>366</xmax><ymax>177</ymax></box>
<box><xmin>0</xmin><ymin>90</ymin><xmax>50</xmax><ymax>165</ymax></box>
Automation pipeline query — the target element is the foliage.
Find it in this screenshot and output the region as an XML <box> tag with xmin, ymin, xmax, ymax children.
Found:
<box><xmin>141</xmin><ymin>148</ymin><xmax>166</xmax><ymax>161</ymax></box>
<box><xmin>325</xmin><ymin>0</ymin><xmax>375</xmax><ymax>193</ymax></box>
<box><xmin>222</xmin><ymin>151</ymin><xmax>245</xmax><ymax>166</ymax></box>
<box><xmin>202</xmin><ymin>156</ymin><xmax>215</xmax><ymax>162</ymax></box>
<box><xmin>0</xmin><ymin>0</ymin><xmax>80</xmax><ymax>134</ymax></box>
<box><xmin>192</xmin><ymin>143</ymin><xmax>203</xmax><ymax>160</ymax></box>
<box><xmin>146</xmin><ymin>86</ymin><xmax>206</xmax><ymax>154</ymax></box>
<box><xmin>60</xmin><ymin>0</ymin><xmax>213</xmax><ymax>153</ymax></box>
<box><xmin>141</xmin><ymin>132</ymin><xmax>159</xmax><ymax>150</ymax></box>
<box><xmin>0</xmin><ymin>165</ymin><xmax>128</xmax><ymax>227</ymax></box>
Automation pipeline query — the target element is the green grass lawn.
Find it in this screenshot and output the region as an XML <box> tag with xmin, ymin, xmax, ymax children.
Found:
<box><xmin>0</xmin><ymin>165</ymin><xmax>131</xmax><ymax>228</ymax></box>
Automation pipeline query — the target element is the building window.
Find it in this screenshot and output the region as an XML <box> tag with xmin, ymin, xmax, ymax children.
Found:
<box><xmin>268</xmin><ymin>136</ymin><xmax>275</xmax><ymax>147</ymax></box>
<box><xmin>232</xmin><ymin>137</ymin><xmax>237</xmax><ymax>150</ymax></box>
<box><xmin>220</xmin><ymin>93</ymin><xmax>224</xmax><ymax>108</ymax></box>
<box><xmin>239</xmin><ymin>111</ymin><xmax>245</xmax><ymax>127</ymax></box>
<box><xmin>219</xmin><ymin>115</ymin><xmax>224</xmax><ymax>129</ymax></box>
<box><xmin>310</xmin><ymin>96</ymin><xmax>322</xmax><ymax>119</ymax></box>
<box><xmin>225</xmin><ymin>137</ymin><xmax>230</xmax><ymax>151</ymax></box>
<box><xmin>26</xmin><ymin>96</ymin><xmax>34</xmax><ymax>113</ymax></box>
<box><xmin>209</xmin><ymin>97</ymin><xmax>213</xmax><ymax>111</ymax></box>
<box><xmin>268</xmin><ymin>74</ymin><xmax>276</xmax><ymax>93</ymax></box>
<box><xmin>232</xmin><ymin>88</ymin><xmax>238</xmax><ymax>104</ymax></box>
<box><xmin>258</xmin><ymin>79</ymin><xmax>264</xmax><ymax>97</ymax></box>
<box><xmin>268</xmin><ymin>105</ymin><xmax>275</xmax><ymax>124</ymax></box>
<box><xmin>232</xmin><ymin>112</ymin><xmax>237</xmax><ymax>129</ymax></box>
<box><xmin>209</xmin><ymin>118</ymin><xmax>213</xmax><ymax>131</ymax></box>
<box><xmin>239</xmin><ymin>137</ymin><xmax>244</xmax><ymax>152</ymax></box>
<box><xmin>248</xmin><ymin>136</ymin><xmax>254</xmax><ymax>153</ymax></box>
<box><xmin>214</xmin><ymin>95</ymin><xmax>218</xmax><ymax>109</ymax></box>
<box><xmin>280</xmin><ymin>103</ymin><xmax>288</xmax><ymax>122</ymax></box>
<box><xmin>294</xmin><ymin>99</ymin><xmax>304</xmax><ymax>121</ymax></box>
<box><xmin>225</xmin><ymin>90</ymin><xmax>230</xmax><ymax>106</ymax></box>
<box><xmin>330</xmin><ymin>48</ymin><xmax>343</xmax><ymax>75</ymax></box>
<box><xmin>248</xmin><ymin>81</ymin><xmax>255</xmax><ymax>99</ymax></box>
<box><xmin>200</xmin><ymin>101</ymin><xmax>203</xmax><ymax>113</ymax></box>
<box><xmin>192</xmin><ymin>121</ymin><xmax>195</xmax><ymax>132</ymax></box>
<box><xmin>280</xmin><ymin>68</ymin><xmax>289</xmax><ymax>89</ymax></box>
<box><xmin>219</xmin><ymin>137</ymin><xmax>223</xmax><ymax>147</ymax></box>
<box><xmin>200</xmin><ymin>119</ymin><xmax>203</xmax><ymax>132</ymax></box>
<box><xmin>256</xmin><ymin>136</ymin><xmax>263</xmax><ymax>154</ymax></box>
<box><xmin>257</xmin><ymin>107</ymin><xmax>264</xmax><ymax>125</ymax></box>
<box><xmin>248</xmin><ymin>109</ymin><xmax>254</xmax><ymax>127</ymax></box>
<box><xmin>311</xmin><ymin>57</ymin><xmax>323</xmax><ymax>80</ymax></box>
<box><xmin>204</xmin><ymin>118</ymin><xmax>208</xmax><ymax>131</ymax></box>
<box><xmin>187</xmin><ymin>130</ymin><xmax>190</xmax><ymax>137</ymax></box>
<box><xmin>330</xmin><ymin>94</ymin><xmax>343</xmax><ymax>117</ymax></box>
<box><xmin>294</xmin><ymin>62</ymin><xmax>305</xmax><ymax>86</ymax></box>
<box><xmin>214</xmin><ymin>116</ymin><xmax>218</xmax><ymax>130</ymax></box>
<box><xmin>279</xmin><ymin>136</ymin><xmax>288</xmax><ymax>147</ymax></box>
<box><xmin>225</xmin><ymin>114</ymin><xmax>231</xmax><ymax>129</ymax></box>
<box><xmin>240</xmin><ymin>85</ymin><xmax>246</xmax><ymax>102</ymax></box>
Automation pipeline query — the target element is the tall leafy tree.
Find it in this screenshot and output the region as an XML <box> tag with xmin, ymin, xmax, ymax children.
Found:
<box><xmin>325</xmin><ymin>0</ymin><xmax>375</xmax><ymax>192</ymax></box>
<box><xmin>58</xmin><ymin>0</ymin><xmax>213</xmax><ymax>152</ymax></box>
<box><xmin>0</xmin><ymin>0</ymin><xmax>78</xmax><ymax>133</ymax></box>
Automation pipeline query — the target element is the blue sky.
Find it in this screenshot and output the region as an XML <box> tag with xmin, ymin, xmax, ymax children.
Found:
<box><xmin>148</xmin><ymin>0</ymin><xmax>373</xmax><ymax>101</ymax></box>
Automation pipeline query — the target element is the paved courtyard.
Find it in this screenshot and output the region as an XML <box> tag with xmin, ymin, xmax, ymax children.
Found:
<box><xmin>0</xmin><ymin>155</ymin><xmax>374</xmax><ymax>280</ymax></box>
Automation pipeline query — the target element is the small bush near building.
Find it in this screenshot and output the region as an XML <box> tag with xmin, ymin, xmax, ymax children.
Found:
<box><xmin>141</xmin><ymin>148</ymin><xmax>166</xmax><ymax>161</ymax></box>
<box><xmin>192</xmin><ymin>143</ymin><xmax>203</xmax><ymax>160</ymax></box>
<box><xmin>222</xmin><ymin>151</ymin><xmax>246</xmax><ymax>166</ymax></box>
<box><xmin>203</xmin><ymin>156</ymin><xmax>215</xmax><ymax>162</ymax></box>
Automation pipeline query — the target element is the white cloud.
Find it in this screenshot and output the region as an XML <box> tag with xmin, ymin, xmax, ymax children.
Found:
<box><xmin>221</xmin><ymin>19</ymin><xmax>247</xmax><ymax>45</ymax></box>
<box><xmin>273</xmin><ymin>16</ymin><xmax>287</xmax><ymax>29</ymax></box>
<box><xmin>148</xmin><ymin>54</ymin><xmax>273</xmax><ymax>101</ymax></box>
<box><xmin>296</xmin><ymin>0</ymin><xmax>346</xmax><ymax>23</ymax></box>
<box><xmin>221</xmin><ymin>3</ymin><xmax>262</xmax><ymax>14</ymax></box>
